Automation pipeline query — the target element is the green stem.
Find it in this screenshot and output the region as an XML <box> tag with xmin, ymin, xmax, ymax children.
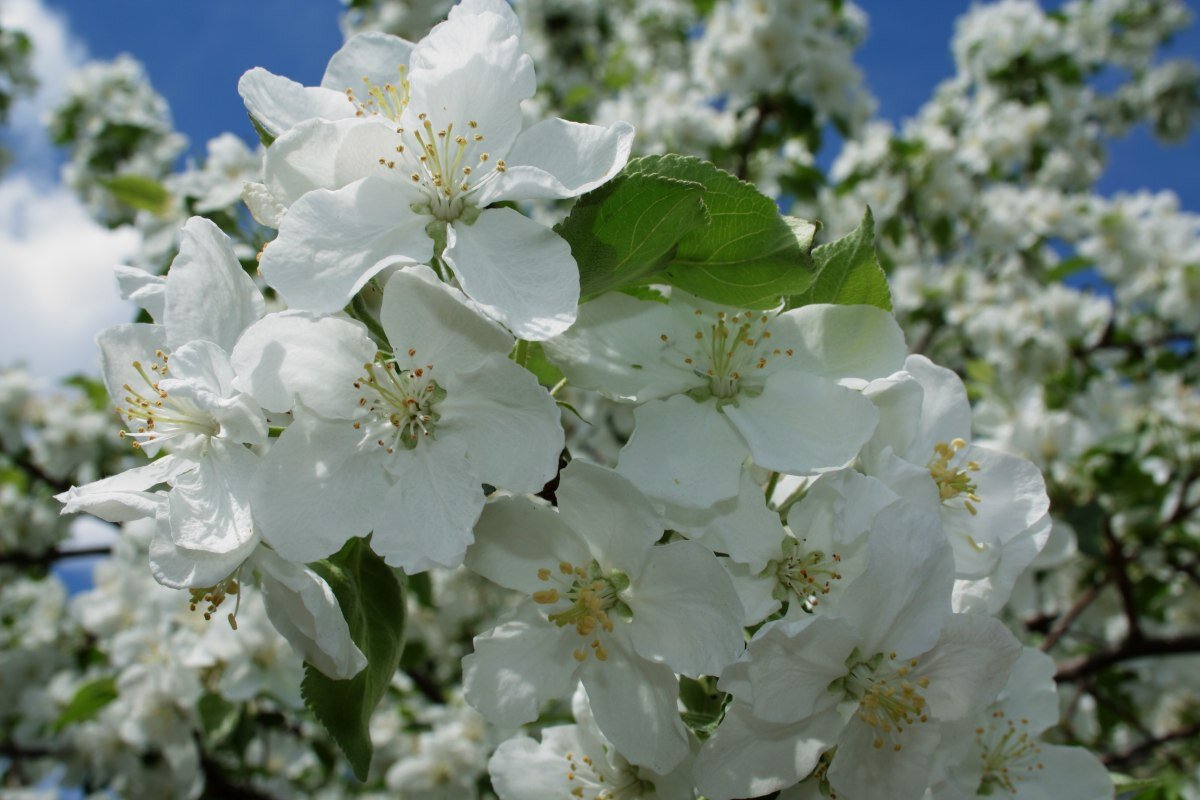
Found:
<box><xmin>550</xmin><ymin>377</ymin><xmax>568</xmax><ymax>397</ymax></box>
<box><xmin>764</xmin><ymin>471</ymin><xmax>781</xmax><ymax>501</ymax></box>
<box><xmin>513</xmin><ymin>339</ymin><xmax>530</xmax><ymax>367</ymax></box>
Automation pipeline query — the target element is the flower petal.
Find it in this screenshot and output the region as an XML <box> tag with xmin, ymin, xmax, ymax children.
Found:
<box><xmin>167</xmin><ymin>439</ymin><xmax>258</xmax><ymax>555</ymax></box>
<box><xmin>626</xmin><ymin>540</ymin><xmax>744</xmax><ymax>677</ymax></box>
<box><xmin>724</xmin><ymin>371</ymin><xmax>880</xmax><ymax>475</ymax></box>
<box><xmin>238</xmin><ymin>67</ymin><xmax>357</xmax><ymax>137</ymax></box>
<box><xmin>580</xmin><ymin>638</ymin><xmax>689</xmax><ymax>774</ymax></box>
<box><xmin>463</xmin><ymin>604</ymin><xmax>581</xmax><ymax>727</ymax></box>
<box><xmin>321</xmin><ymin>31</ymin><xmax>414</xmax><ymax>91</ymax></box>
<box><xmin>231</xmin><ymin>311</ymin><xmax>376</xmax><ymax>417</ymax></box>
<box><xmin>164</xmin><ymin>217</ymin><xmax>264</xmax><ymax>352</ymax></box>
<box><xmin>465</xmin><ymin>494</ymin><xmax>590</xmax><ymax>594</ymax></box>
<box><xmin>263</xmin><ymin>117</ymin><xmax>401</xmax><ymax>208</ymax></box>
<box><xmin>444</xmin><ymin>207</ymin><xmax>578</xmax><ymax>340</ymax></box>
<box><xmin>373</xmin><ymin>437</ymin><xmax>484</xmax><ymax>572</ymax></box>
<box><xmin>617</xmin><ymin>396</ymin><xmax>748</xmax><ymax>509</ymax></box>
<box><xmin>251</xmin><ymin>413</ymin><xmax>392</xmax><ymax>564</ymax></box>
<box><xmin>438</xmin><ymin>356</ymin><xmax>563</xmax><ymax>493</ymax></box>
<box><xmin>254</xmin><ymin>546</ymin><xmax>367</xmax><ymax>680</ymax></box>
<box><xmin>56</xmin><ymin>456</ymin><xmax>183</xmax><ymax>522</ymax></box>
<box><xmin>770</xmin><ymin>303</ymin><xmax>908</xmax><ymax>382</ymax></box>
<box><xmin>482</xmin><ymin>119</ymin><xmax>635</xmax><ymax>203</ymax></box>
<box><xmin>555</xmin><ymin>460</ymin><xmax>662</xmax><ymax>576</ymax></box>
<box><xmin>258</xmin><ymin>176</ymin><xmax>433</xmax><ymax>314</ymax></box>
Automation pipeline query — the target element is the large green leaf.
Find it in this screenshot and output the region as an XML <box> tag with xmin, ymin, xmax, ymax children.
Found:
<box><xmin>301</xmin><ymin>538</ymin><xmax>406</xmax><ymax>781</ymax></box>
<box><xmin>53</xmin><ymin>675</ymin><xmax>118</xmax><ymax>731</ymax></box>
<box><xmin>789</xmin><ymin>208</ymin><xmax>892</xmax><ymax>311</ymax></box>
<box><xmin>628</xmin><ymin>155</ymin><xmax>817</xmax><ymax>307</ymax></box>
<box><xmin>555</xmin><ymin>169</ymin><xmax>708</xmax><ymax>301</ymax></box>
<box><xmin>97</xmin><ymin>174</ymin><xmax>171</xmax><ymax>216</ymax></box>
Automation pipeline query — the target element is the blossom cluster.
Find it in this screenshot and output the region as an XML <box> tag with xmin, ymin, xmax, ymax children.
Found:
<box><xmin>4</xmin><ymin>0</ymin><xmax>1196</xmax><ymax>796</ymax></box>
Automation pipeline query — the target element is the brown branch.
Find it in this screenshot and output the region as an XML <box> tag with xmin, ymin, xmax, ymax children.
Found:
<box><xmin>0</xmin><ymin>545</ymin><xmax>112</xmax><ymax>568</ymax></box>
<box><xmin>1040</xmin><ymin>577</ymin><xmax>1108</xmax><ymax>652</ymax></box>
<box><xmin>1056</xmin><ymin>633</ymin><xmax>1200</xmax><ymax>681</ymax></box>
<box><xmin>1103</xmin><ymin>521</ymin><xmax>1143</xmax><ymax>642</ymax></box>
<box><xmin>1102</xmin><ymin>722</ymin><xmax>1200</xmax><ymax>770</ymax></box>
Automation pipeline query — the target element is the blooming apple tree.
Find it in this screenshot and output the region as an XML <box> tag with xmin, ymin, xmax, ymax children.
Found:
<box><xmin>2</xmin><ymin>0</ymin><xmax>1198</xmax><ymax>798</ymax></box>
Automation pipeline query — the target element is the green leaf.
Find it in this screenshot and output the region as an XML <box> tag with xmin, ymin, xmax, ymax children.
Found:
<box><xmin>97</xmin><ymin>174</ymin><xmax>171</xmax><ymax>215</ymax></box>
<box><xmin>789</xmin><ymin>208</ymin><xmax>892</xmax><ymax>311</ymax></box>
<box><xmin>1043</xmin><ymin>254</ymin><xmax>1091</xmax><ymax>284</ymax></box>
<box><xmin>249</xmin><ymin>113</ymin><xmax>276</xmax><ymax>147</ymax></box>
<box><xmin>301</xmin><ymin>538</ymin><xmax>406</xmax><ymax>781</ymax></box>
<box><xmin>627</xmin><ymin>155</ymin><xmax>817</xmax><ymax>308</ymax></box>
<box><xmin>555</xmin><ymin>169</ymin><xmax>708</xmax><ymax>301</ymax></box>
<box><xmin>197</xmin><ymin>692</ymin><xmax>239</xmax><ymax>744</ymax></box>
<box><xmin>679</xmin><ymin>675</ymin><xmax>729</xmax><ymax>740</ymax></box>
<box><xmin>53</xmin><ymin>676</ymin><xmax>118</xmax><ymax>731</ymax></box>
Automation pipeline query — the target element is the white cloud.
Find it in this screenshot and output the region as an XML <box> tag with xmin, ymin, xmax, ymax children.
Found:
<box><xmin>0</xmin><ymin>0</ymin><xmax>140</xmax><ymax>384</ymax></box>
<box><xmin>1</xmin><ymin>0</ymin><xmax>89</xmax><ymax>177</ymax></box>
<box><xmin>0</xmin><ymin>175</ymin><xmax>140</xmax><ymax>381</ymax></box>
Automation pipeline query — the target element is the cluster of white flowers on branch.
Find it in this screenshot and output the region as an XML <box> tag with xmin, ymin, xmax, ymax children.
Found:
<box><xmin>2</xmin><ymin>0</ymin><xmax>1197</xmax><ymax>796</ymax></box>
<box><xmin>34</xmin><ymin>2</ymin><xmax>1119</xmax><ymax>798</ymax></box>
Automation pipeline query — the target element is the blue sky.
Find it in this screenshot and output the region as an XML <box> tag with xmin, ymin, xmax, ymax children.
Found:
<box><xmin>38</xmin><ymin>0</ymin><xmax>1200</xmax><ymax>210</ymax></box>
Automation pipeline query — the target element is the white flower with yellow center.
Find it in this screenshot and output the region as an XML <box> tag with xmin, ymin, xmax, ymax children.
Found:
<box><xmin>489</xmin><ymin>685</ymin><xmax>696</xmax><ymax>800</ymax></box>
<box><xmin>462</xmin><ymin>460</ymin><xmax>745</xmax><ymax>775</ymax></box>
<box><xmin>544</xmin><ymin>290</ymin><xmax>906</xmax><ymax>509</ymax></box>
<box><xmin>861</xmin><ymin>355</ymin><xmax>1052</xmax><ymax>613</ymax></box>
<box><xmin>929</xmin><ymin>648</ymin><xmax>1113</xmax><ymax>800</ymax></box>
<box><xmin>695</xmin><ymin>500</ymin><xmax>1022</xmax><ymax>800</ymax></box>
<box><xmin>232</xmin><ymin>265</ymin><xmax>563</xmax><ymax>572</ymax></box>
<box><xmin>248</xmin><ymin>0</ymin><xmax>633</xmax><ymax>339</ymax></box>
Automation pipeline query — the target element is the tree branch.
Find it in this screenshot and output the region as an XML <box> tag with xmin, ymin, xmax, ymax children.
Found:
<box><xmin>1056</xmin><ymin>633</ymin><xmax>1200</xmax><ymax>681</ymax></box>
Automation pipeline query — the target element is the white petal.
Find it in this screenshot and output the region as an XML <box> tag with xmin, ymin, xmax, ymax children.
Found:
<box><xmin>238</xmin><ymin>67</ymin><xmax>356</xmax><ymax>137</ymax></box>
<box><xmin>915</xmin><ymin>614</ymin><xmax>1021</xmax><ymax>722</ymax></box>
<box><xmin>231</xmin><ymin>311</ymin><xmax>377</xmax><ymax>417</ymax></box>
<box><xmin>695</xmin><ymin>703</ymin><xmax>840</xmax><ymax>800</ymax></box>
<box><xmin>258</xmin><ymin>176</ymin><xmax>433</xmax><ymax>314</ymax></box>
<box><xmin>149</xmin><ymin>516</ymin><xmax>255</xmax><ymax>590</ymax></box>
<box><xmin>838</xmin><ymin>501</ymin><xmax>954</xmax><ymax>658</ymax></box>
<box><xmin>1015</xmin><ymin>744</ymin><xmax>1113</xmax><ymax>800</ymax></box>
<box><xmin>466</xmin><ymin>494</ymin><xmax>590</xmax><ymax>594</ymax></box>
<box><xmin>444</xmin><ymin>207</ymin><xmax>578</xmax><ymax>341</ymax></box>
<box><xmin>164</xmin><ymin>217</ymin><xmax>264</xmax><ymax>352</ymax></box>
<box><xmin>252</xmin><ymin>413</ymin><xmax>392</xmax><ymax>564</ymax></box>
<box><xmin>97</xmin><ymin>322</ymin><xmax>168</xmax><ymax>405</ymax></box>
<box><xmin>555</xmin><ymin>460</ymin><xmax>662</xmax><ymax>575</ymax></box>
<box><xmin>770</xmin><ymin>303</ymin><xmax>908</xmax><ymax>381</ymax></box>
<box><xmin>670</xmin><ymin>468</ymin><xmax>788</xmax><ymax>570</ymax></box>
<box><xmin>373</xmin><ymin>437</ymin><xmax>484</xmax><ymax>572</ymax></box>
<box><xmin>626</xmin><ymin>540</ymin><xmax>744</xmax><ymax>677</ymax></box>
<box><xmin>379</xmin><ymin>265</ymin><xmax>513</xmax><ymax>374</ymax></box>
<box><xmin>580</xmin><ymin>639</ymin><xmax>689</xmax><ymax>774</ymax></box>
<box><xmin>463</xmin><ymin>604</ymin><xmax>581</xmax><ymax>727</ymax></box>
<box><xmin>482</xmin><ymin>119</ymin><xmax>635</xmax><ymax>203</ymax></box>
<box><xmin>542</xmin><ymin>291</ymin><xmax>699</xmax><ymax>402</ymax></box>
<box><xmin>439</xmin><ymin>356</ymin><xmax>563</xmax><ymax>492</ymax></box>
<box><xmin>899</xmin><ymin>353</ymin><xmax>974</xmax><ymax>461</ymax></box>
<box><xmin>724</xmin><ymin>371</ymin><xmax>880</xmax><ymax>475</ymax></box>
<box><xmin>113</xmin><ymin>264</ymin><xmax>165</xmax><ymax>321</ymax></box>
<box><xmin>167</xmin><ymin>439</ymin><xmax>258</xmax><ymax>555</ymax></box>
<box><xmin>489</xmin><ymin>734</ymin><xmax>581</xmax><ymax>799</ymax></box>
<box><xmin>56</xmin><ymin>457</ymin><xmax>182</xmax><ymax>522</ymax></box>
<box><xmin>242</xmin><ymin>181</ymin><xmax>285</xmax><ymax>229</ymax></box>
<box><xmin>617</xmin><ymin>396</ymin><xmax>748</xmax><ymax>509</ymax></box>
<box><xmin>254</xmin><ymin>546</ymin><xmax>367</xmax><ymax>680</ymax></box>
<box><xmin>829</xmin><ymin>716</ymin><xmax>942</xmax><ymax>800</ymax></box>
<box><xmin>321</xmin><ymin>31</ymin><xmax>413</xmax><ymax>91</ymax></box>
<box><xmin>263</xmin><ymin>116</ymin><xmax>401</xmax><ymax>208</ymax></box>
<box><xmin>731</xmin><ymin>616</ymin><xmax>859</xmax><ymax>724</ymax></box>
<box><xmin>162</xmin><ymin>340</ymin><xmax>268</xmax><ymax>446</ymax></box>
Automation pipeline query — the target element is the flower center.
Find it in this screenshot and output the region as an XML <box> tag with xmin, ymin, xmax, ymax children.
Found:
<box><xmin>533</xmin><ymin>559</ymin><xmax>631</xmax><ymax>663</ymax></box>
<box><xmin>771</xmin><ymin>537</ymin><xmax>843</xmax><ymax>612</ymax></box>
<box><xmin>116</xmin><ymin>351</ymin><xmax>219</xmax><ymax>450</ymax></box>
<box><xmin>928</xmin><ymin>438</ymin><xmax>982</xmax><ymax>515</ymax></box>
<box><xmin>348</xmin><ymin>76</ymin><xmax>507</xmax><ymax>222</ymax></box>
<box><xmin>661</xmin><ymin>308</ymin><xmax>791</xmax><ymax>400</ymax></box>
<box><xmin>188</xmin><ymin>571</ymin><xmax>242</xmax><ymax>630</ymax></box>
<box><xmin>976</xmin><ymin>710</ymin><xmax>1044</xmax><ymax>794</ymax></box>
<box><xmin>352</xmin><ymin>356</ymin><xmax>445</xmax><ymax>454</ymax></box>
<box><xmin>831</xmin><ymin>650</ymin><xmax>932</xmax><ymax>752</ymax></box>
<box><xmin>562</xmin><ymin>749</ymin><xmax>652</xmax><ymax>800</ymax></box>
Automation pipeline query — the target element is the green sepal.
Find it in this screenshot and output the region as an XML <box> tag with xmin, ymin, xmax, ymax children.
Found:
<box><xmin>301</xmin><ymin>537</ymin><xmax>407</xmax><ymax>782</ymax></box>
<box><xmin>248</xmin><ymin>113</ymin><xmax>276</xmax><ymax>147</ymax></box>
